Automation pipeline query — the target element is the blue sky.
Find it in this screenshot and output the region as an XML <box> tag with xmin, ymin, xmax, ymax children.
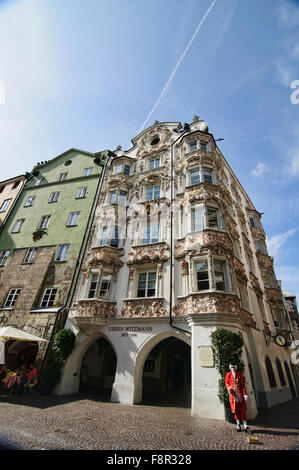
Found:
<box><xmin>0</xmin><ymin>0</ymin><xmax>298</xmax><ymax>299</ymax></box>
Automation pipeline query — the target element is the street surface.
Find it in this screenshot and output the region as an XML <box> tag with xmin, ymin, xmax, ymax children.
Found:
<box><xmin>0</xmin><ymin>393</ymin><xmax>298</xmax><ymax>451</ymax></box>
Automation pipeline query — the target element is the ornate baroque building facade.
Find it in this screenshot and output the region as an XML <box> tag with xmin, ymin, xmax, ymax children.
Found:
<box><xmin>56</xmin><ymin>118</ymin><xmax>298</xmax><ymax>419</ymax></box>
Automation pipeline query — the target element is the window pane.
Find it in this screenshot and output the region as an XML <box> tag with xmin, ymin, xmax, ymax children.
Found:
<box><xmin>190</xmin><ymin>142</ymin><xmax>197</xmax><ymax>152</ymax></box>
<box><xmin>110</xmin><ymin>191</ymin><xmax>117</xmax><ymax>204</ymax></box>
<box><xmin>196</xmin><ymin>262</ymin><xmax>209</xmax><ymax>290</ymax></box>
<box><xmin>142</xmin><ymin>224</ymin><xmax>151</xmax><ymax>244</ymax></box>
<box><xmin>0</xmin><ymin>199</ymin><xmax>12</xmax><ymax>212</ymax></box>
<box><xmin>100</xmin><ymin>227</ymin><xmax>108</xmax><ymax>245</ymax></box>
<box><xmin>203</xmin><ymin>168</ymin><xmax>213</xmax><ymax>183</ymax></box>
<box><xmin>76</xmin><ymin>188</ymin><xmax>87</xmax><ymax>198</ymax></box>
<box><xmin>12</xmin><ymin>219</ymin><xmax>24</xmax><ymax>233</ymax></box>
<box><xmin>110</xmin><ymin>227</ymin><xmax>119</xmax><ymax>247</ymax></box>
<box><xmin>88</xmin><ymin>273</ymin><xmax>99</xmax><ymax>298</ymax></box>
<box><xmin>137</xmin><ymin>273</ymin><xmax>147</xmax><ymax>297</ymax></box>
<box><xmin>0</xmin><ymin>250</ymin><xmax>9</xmax><ymax>266</ymax></box>
<box><xmin>190</xmin><ymin>169</ymin><xmax>200</xmax><ymax>185</ymax></box>
<box><xmin>193</xmin><ymin>207</ymin><xmax>204</xmax><ymax>231</ymax></box>
<box><xmin>207</xmin><ymin>209</ymin><xmax>218</xmax><ymax>228</ymax></box>
<box><xmin>147</xmin><ymin>272</ymin><xmax>156</xmax><ymax>297</ymax></box>
<box><xmin>146</xmin><ymin>187</ymin><xmax>153</xmax><ymax>200</ymax></box>
<box><xmin>153</xmin><ymin>185</ymin><xmax>160</xmax><ymax>199</ymax></box>
<box><xmin>56</xmin><ymin>244</ymin><xmax>70</xmax><ymax>261</ymax></box>
<box><xmin>200</xmin><ymin>141</ymin><xmax>207</xmax><ymax>151</ymax></box>
<box><xmin>123</xmin><ymin>164</ymin><xmax>131</xmax><ymax>175</ymax></box>
<box><xmin>214</xmin><ymin>261</ymin><xmax>225</xmax><ymax>290</ymax></box>
<box><xmin>99</xmin><ymin>273</ymin><xmax>112</xmax><ymax>299</ymax></box>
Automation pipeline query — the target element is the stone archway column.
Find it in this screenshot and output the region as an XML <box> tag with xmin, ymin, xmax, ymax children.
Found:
<box><xmin>185</xmin><ymin>313</ymin><xmax>226</xmax><ymax>420</ymax></box>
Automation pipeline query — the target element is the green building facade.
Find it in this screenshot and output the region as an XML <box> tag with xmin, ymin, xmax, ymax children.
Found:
<box><xmin>0</xmin><ymin>148</ymin><xmax>107</xmax><ymax>368</ymax></box>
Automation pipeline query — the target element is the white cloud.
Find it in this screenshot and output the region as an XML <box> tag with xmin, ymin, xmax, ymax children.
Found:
<box><xmin>274</xmin><ymin>1</ymin><xmax>299</xmax><ymax>28</ymax></box>
<box><xmin>274</xmin><ymin>265</ymin><xmax>299</xmax><ymax>302</ymax></box>
<box><xmin>266</xmin><ymin>228</ymin><xmax>298</xmax><ymax>257</ymax></box>
<box><xmin>274</xmin><ymin>59</ymin><xmax>296</xmax><ymax>87</ymax></box>
<box><xmin>250</xmin><ymin>162</ymin><xmax>268</xmax><ymax>177</ymax></box>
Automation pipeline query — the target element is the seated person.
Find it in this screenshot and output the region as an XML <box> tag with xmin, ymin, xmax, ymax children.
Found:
<box><xmin>24</xmin><ymin>363</ymin><xmax>38</xmax><ymax>389</ymax></box>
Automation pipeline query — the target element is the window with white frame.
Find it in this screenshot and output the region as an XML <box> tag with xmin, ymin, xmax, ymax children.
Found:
<box><xmin>141</xmin><ymin>217</ymin><xmax>160</xmax><ymax>244</ymax></box>
<box><xmin>100</xmin><ymin>226</ymin><xmax>119</xmax><ymax>247</ymax></box>
<box><xmin>194</xmin><ymin>258</ymin><xmax>230</xmax><ymax>292</ymax></box>
<box><xmin>48</xmin><ymin>192</ymin><xmax>60</xmax><ymax>203</ymax></box>
<box><xmin>257</xmin><ymin>296</ymin><xmax>267</xmax><ymax>322</ymax></box>
<box><xmin>137</xmin><ymin>271</ymin><xmax>157</xmax><ymax>297</ymax></box>
<box><xmin>58</xmin><ymin>173</ymin><xmax>67</xmax><ymax>182</ymax></box>
<box><xmin>262</xmin><ymin>271</ymin><xmax>277</xmax><ymax>289</ymax></box>
<box><xmin>88</xmin><ymin>271</ymin><xmax>112</xmax><ymax>300</ymax></box>
<box><xmin>40</xmin><ymin>288</ymin><xmax>57</xmax><ymax>308</ymax></box>
<box><xmin>83</xmin><ymin>168</ymin><xmax>93</xmax><ymax>176</ymax></box>
<box><xmin>67</xmin><ymin>212</ymin><xmax>80</xmax><ymax>226</ymax></box>
<box><xmin>3</xmin><ymin>288</ymin><xmax>21</xmax><ymax>308</ymax></box>
<box><xmin>109</xmin><ymin>189</ymin><xmax>127</xmax><ymax>206</ymax></box>
<box><xmin>24</xmin><ymin>196</ymin><xmax>35</xmax><ymax>207</ymax></box>
<box><xmin>0</xmin><ymin>250</ymin><xmax>10</xmax><ymax>266</ymax></box>
<box><xmin>76</xmin><ymin>187</ymin><xmax>87</xmax><ymax>199</ymax></box>
<box><xmin>38</xmin><ymin>215</ymin><xmax>51</xmax><ymax>230</ymax></box>
<box><xmin>188</xmin><ymin>165</ymin><xmax>215</xmax><ymax>186</ymax></box>
<box><xmin>255</xmin><ymin>240</ymin><xmax>267</xmax><ymax>254</ymax></box>
<box><xmin>232</xmin><ymin>239</ymin><xmax>241</xmax><ymax>259</ymax></box>
<box><xmin>271</xmin><ymin>306</ymin><xmax>286</xmax><ymax>329</ymax></box>
<box><xmin>113</xmin><ymin>161</ymin><xmax>131</xmax><ymax>175</ymax></box>
<box><xmin>249</xmin><ymin>216</ymin><xmax>259</xmax><ymax>228</ymax></box>
<box><xmin>146</xmin><ymin>184</ymin><xmax>161</xmax><ymax>201</ymax></box>
<box><xmin>12</xmin><ymin>219</ymin><xmax>25</xmax><ymax>233</ymax></box>
<box><xmin>237</xmin><ymin>283</ymin><xmax>249</xmax><ymax>310</ymax></box>
<box><xmin>34</xmin><ymin>177</ymin><xmax>44</xmax><ymax>186</ymax></box>
<box><xmin>0</xmin><ymin>199</ymin><xmax>12</xmax><ymax>212</ymax></box>
<box><xmin>149</xmin><ymin>157</ymin><xmax>160</xmax><ymax>170</ymax></box>
<box><xmin>56</xmin><ymin>244</ymin><xmax>70</xmax><ymax>261</ymax></box>
<box><xmin>23</xmin><ymin>248</ymin><xmax>37</xmax><ymax>264</ymax></box>
<box><xmin>192</xmin><ymin>204</ymin><xmax>223</xmax><ymax>231</ymax></box>
<box><xmin>188</xmin><ymin>139</ymin><xmax>211</xmax><ymax>153</ymax></box>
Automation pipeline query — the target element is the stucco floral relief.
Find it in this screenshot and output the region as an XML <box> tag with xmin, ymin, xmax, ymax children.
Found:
<box><xmin>121</xmin><ymin>298</ymin><xmax>167</xmax><ymax>317</ymax></box>
<box><xmin>175</xmin><ymin>231</ymin><xmax>232</xmax><ymax>259</ymax></box>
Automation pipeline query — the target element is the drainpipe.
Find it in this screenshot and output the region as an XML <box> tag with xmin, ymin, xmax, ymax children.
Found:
<box><xmin>38</xmin><ymin>151</ymin><xmax>114</xmax><ymax>390</ymax></box>
<box><xmin>169</xmin><ymin>125</ymin><xmax>191</xmax><ymax>336</ymax></box>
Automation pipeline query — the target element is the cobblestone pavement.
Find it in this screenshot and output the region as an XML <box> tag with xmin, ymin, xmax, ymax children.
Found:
<box><xmin>0</xmin><ymin>393</ymin><xmax>298</xmax><ymax>451</ymax></box>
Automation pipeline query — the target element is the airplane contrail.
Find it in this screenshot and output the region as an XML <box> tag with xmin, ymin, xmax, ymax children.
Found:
<box><xmin>138</xmin><ymin>0</ymin><xmax>217</xmax><ymax>134</ymax></box>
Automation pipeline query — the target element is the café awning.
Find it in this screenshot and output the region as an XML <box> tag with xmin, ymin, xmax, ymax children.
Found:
<box><xmin>0</xmin><ymin>326</ymin><xmax>48</xmax><ymax>363</ymax></box>
<box><xmin>0</xmin><ymin>326</ymin><xmax>48</xmax><ymax>342</ymax></box>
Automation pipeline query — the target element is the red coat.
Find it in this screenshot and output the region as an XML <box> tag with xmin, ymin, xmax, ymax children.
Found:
<box><xmin>225</xmin><ymin>371</ymin><xmax>247</xmax><ymax>414</ymax></box>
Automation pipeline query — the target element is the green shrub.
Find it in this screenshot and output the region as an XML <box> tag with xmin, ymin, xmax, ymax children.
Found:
<box><xmin>42</xmin><ymin>328</ymin><xmax>76</xmax><ymax>391</ymax></box>
<box><xmin>210</xmin><ymin>328</ymin><xmax>244</xmax><ymax>408</ymax></box>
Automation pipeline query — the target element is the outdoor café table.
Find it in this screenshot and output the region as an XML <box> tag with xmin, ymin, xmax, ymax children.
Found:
<box><xmin>4</xmin><ymin>374</ymin><xmax>20</xmax><ymax>391</ymax></box>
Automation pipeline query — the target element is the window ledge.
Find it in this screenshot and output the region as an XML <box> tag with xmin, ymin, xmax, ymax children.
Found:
<box><xmin>177</xmin><ymin>290</ymin><xmax>234</xmax><ymax>299</ymax></box>
<box><xmin>124</xmin><ymin>297</ymin><xmax>164</xmax><ymax>302</ymax></box>
<box><xmin>0</xmin><ymin>307</ymin><xmax>13</xmax><ymax>311</ymax></box>
<box><xmin>30</xmin><ymin>308</ymin><xmax>60</xmax><ymax>313</ymax></box>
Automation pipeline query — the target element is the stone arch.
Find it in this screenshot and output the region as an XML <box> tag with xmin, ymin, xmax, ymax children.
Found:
<box><xmin>57</xmin><ymin>330</ymin><xmax>118</xmax><ymax>396</ymax></box>
<box><xmin>133</xmin><ymin>329</ymin><xmax>191</xmax><ymax>404</ymax></box>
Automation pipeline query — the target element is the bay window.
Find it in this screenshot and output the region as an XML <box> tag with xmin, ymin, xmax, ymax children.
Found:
<box><xmin>188</xmin><ymin>165</ymin><xmax>215</xmax><ymax>186</ymax></box>
<box><xmin>194</xmin><ymin>257</ymin><xmax>230</xmax><ymax>292</ymax></box>
<box><xmin>88</xmin><ymin>271</ymin><xmax>112</xmax><ymax>300</ymax></box>
<box><xmin>192</xmin><ymin>204</ymin><xmax>223</xmax><ymax>231</ymax></box>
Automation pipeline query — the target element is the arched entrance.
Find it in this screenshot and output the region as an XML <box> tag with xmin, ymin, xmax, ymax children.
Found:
<box><xmin>79</xmin><ymin>337</ymin><xmax>117</xmax><ymax>400</ymax></box>
<box><xmin>141</xmin><ymin>337</ymin><xmax>191</xmax><ymax>407</ymax></box>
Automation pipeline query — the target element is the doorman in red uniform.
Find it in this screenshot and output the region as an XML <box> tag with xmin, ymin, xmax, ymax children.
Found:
<box><xmin>225</xmin><ymin>364</ymin><xmax>249</xmax><ymax>432</ymax></box>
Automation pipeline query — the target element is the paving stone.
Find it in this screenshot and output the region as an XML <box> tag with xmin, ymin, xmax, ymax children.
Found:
<box><xmin>0</xmin><ymin>393</ymin><xmax>298</xmax><ymax>451</ymax></box>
